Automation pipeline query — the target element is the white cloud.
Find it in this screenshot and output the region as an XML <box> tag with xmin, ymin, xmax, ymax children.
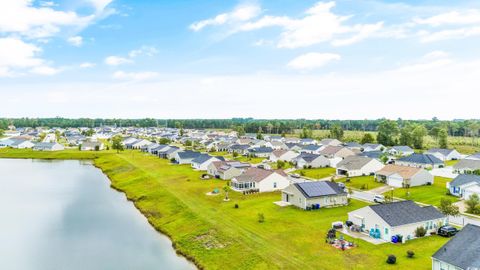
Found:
<box><xmin>0</xmin><ymin>37</ymin><xmax>58</xmax><ymax>77</ymax></box>
<box><xmin>394</xmin><ymin>51</ymin><xmax>452</xmax><ymax>73</ymax></box>
<box><xmin>79</xmin><ymin>62</ymin><xmax>96</xmax><ymax>68</ymax></box>
<box><xmin>419</xmin><ymin>26</ymin><xmax>480</xmax><ymax>43</ymax></box>
<box><xmin>67</xmin><ymin>36</ymin><xmax>83</xmax><ymax>47</ymax></box>
<box><xmin>112</xmin><ymin>71</ymin><xmax>159</xmax><ymax>81</ymax></box>
<box><xmin>228</xmin><ymin>1</ymin><xmax>382</xmax><ymax>48</ymax></box>
<box><xmin>414</xmin><ymin>9</ymin><xmax>480</xmax><ymax>27</ymax></box>
<box><xmin>104</xmin><ymin>56</ymin><xmax>132</xmax><ymax>66</ymax></box>
<box><xmin>190</xmin><ymin>3</ymin><xmax>261</xmax><ymax>31</ymax></box>
<box><xmin>128</xmin><ymin>46</ymin><xmax>158</xmax><ymax>58</ymax></box>
<box><xmin>287</xmin><ymin>53</ymin><xmax>340</xmax><ymax>70</ymax></box>
<box><xmin>87</xmin><ymin>0</ymin><xmax>114</xmax><ymax>13</ymax></box>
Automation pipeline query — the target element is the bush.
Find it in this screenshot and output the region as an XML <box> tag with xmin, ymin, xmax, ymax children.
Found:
<box><xmin>386</xmin><ymin>255</ymin><xmax>396</xmax><ymax>264</ymax></box>
<box><xmin>415</xmin><ymin>226</ymin><xmax>427</xmax><ymax>237</ymax></box>
<box><xmin>234</xmin><ymin>204</ymin><xmax>239</xmax><ymax>209</ymax></box>
<box><xmin>407</xmin><ymin>250</ymin><xmax>415</xmax><ymax>258</ymax></box>
<box><xmin>258</xmin><ymin>213</ymin><xmax>265</xmax><ymax>223</ymax></box>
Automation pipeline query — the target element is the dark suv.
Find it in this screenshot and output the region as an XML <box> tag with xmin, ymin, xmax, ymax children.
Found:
<box><xmin>438</xmin><ymin>225</ymin><xmax>459</xmax><ymax>237</ymax></box>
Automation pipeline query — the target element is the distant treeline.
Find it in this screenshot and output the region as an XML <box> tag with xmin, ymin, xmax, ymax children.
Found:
<box><xmin>0</xmin><ymin>117</ymin><xmax>478</xmax><ymax>137</ymax></box>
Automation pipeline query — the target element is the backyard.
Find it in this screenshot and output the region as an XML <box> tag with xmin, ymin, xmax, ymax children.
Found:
<box><xmin>292</xmin><ymin>167</ymin><xmax>336</xmax><ymax>179</ymax></box>
<box><xmin>337</xmin><ymin>175</ymin><xmax>386</xmax><ymax>191</ymax></box>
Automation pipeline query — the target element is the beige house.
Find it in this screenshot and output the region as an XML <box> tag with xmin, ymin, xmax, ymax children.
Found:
<box><xmin>348</xmin><ymin>200</ymin><xmax>445</xmax><ymax>243</ymax></box>
<box><xmin>231</xmin><ymin>167</ymin><xmax>289</xmax><ymax>193</ymax></box>
<box><xmin>281</xmin><ymin>181</ymin><xmax>348</xmax><ymax>210</ymax></box>
<box><xmin>319</xmin><ymin>146</ymin><xmax>355</xmax><ymax>159</ymax></box>
<box><xmin>269</xmin><ymin>149</ymin><xmax>298</xmax><ymax>162</ymax></box>
<box><xmin>375</xmin><ymin>164</ymin><xmax>433</xmax><ymax>187</ymax></box>
<box><xmin>207</xmin><ymin>161</ymin><xmax>250</xmax><ymax>180</ymax></box>
<box><xmin>336</xmin><ymin>156</ymin><xmax>384</xmax><ymax>177</ymax></box>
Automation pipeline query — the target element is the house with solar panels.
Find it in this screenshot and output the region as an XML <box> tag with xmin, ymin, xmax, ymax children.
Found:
<box><xmin>281</xmin><ymin>181</ymin><xmax>348</xmax><ymax>210</ymax></box>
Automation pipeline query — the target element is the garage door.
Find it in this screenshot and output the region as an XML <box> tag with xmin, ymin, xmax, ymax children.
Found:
<box><xmin>387</xmin><ymin>177</ymin><xmax>404</xmax><ymax>188</ymax></box>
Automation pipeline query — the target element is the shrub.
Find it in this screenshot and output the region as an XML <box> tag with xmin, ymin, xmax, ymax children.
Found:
<box><xmin>415</xmin><ymin>226</ymin><xmax>427</xmax><ymax>237</ymax></box>
<box><xmin>234</xmin><ymin>204</ymin><xmax>239</xmax><ymax>209</ymax></box>
<box><xmin>258</xmin><ymin>213</ymin><xmax>265</xmax><ymax>223</ymax></box>
<box><xmin>300</xmin><ymin>171</ymin><xmax>306</xmax><ymax>176</ymax></box>
<box><xmin>407</xmin><ymin>250</ymin><xmax>415</xmax><ymax>258</ymax></box>
<box><xmin>386</xmin><ymin>255</ymin><xmax>396</xmax><ymax>264</ymax></box>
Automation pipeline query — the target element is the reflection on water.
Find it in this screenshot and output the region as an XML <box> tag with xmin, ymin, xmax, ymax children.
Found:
<box><xmin>0</xmin><ymin>159</ymin><xmax>195</xmax><ymax>270</ymax></box>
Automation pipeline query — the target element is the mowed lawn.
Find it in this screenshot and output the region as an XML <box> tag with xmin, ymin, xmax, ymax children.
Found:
<box><xmin>209</xmin><ymin>151</ymin><xmax>266</xmax><ymax>164</ymax></box>
<box><xmin>293</xmin><ymin>167</ymin><xmax>336</xmax><ymax>179</ymax></box>
<box><xmin>93</xmin><ymin>151</ymin><xmax>448</xmax><ymax>270</ymax></box>
<box><xmin>387</xmin><ymin>176</ymin><xmax>458</xmax><ymax>207</ymax></box>
<box><xmin>338</xmin><ymin>175</ymin><xmax>386</xmax><ymax>191</ymax></box>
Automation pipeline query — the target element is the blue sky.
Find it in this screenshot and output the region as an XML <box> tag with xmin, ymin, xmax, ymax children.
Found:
<box><xmin>1</xmin><ymin>0</ymin><xmax>480</xmax><ymax>119</ymax></box>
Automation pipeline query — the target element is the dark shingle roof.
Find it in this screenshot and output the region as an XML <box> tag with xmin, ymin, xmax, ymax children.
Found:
<box><xmin>296</xmin><ymin>153</ymin><xmax>322</xmax><ymax>163</ymax></box>
<box><xmin>358</xmin><ymin>150</ymin><xmax>383</xmax><ymax>159</ymax></box>
<box><xmin>295</xmin><ymin>181</ymin><xmax>346</xmax><ymax>198</ymax></box>
<box><xmin>192</xmin><ymin>154</ymin><xmax>214</xmax><ymax>164</ymax></box>
<box><xmin>432</xmin><ymin>224</ymin><xmax>480</xmax><ymax>269</ymax></box>
<box><xmin>450</xmin><ymin>174</ymin><xmax>480</xmax><ymax>188</ymax></box>
<box><xmin>397</xmin><ymin>153</ymin><xmax>443</xmax><ymax>165</ymax></box>
<box><xmin>177</xmin><ymin>150</ymin><xmax>201</xmax><ymax>160</ymax></box>
<box><xmin>369</xmin><ymin>200</ymin><xmax>444</xmax><ymax>227</ymax></box>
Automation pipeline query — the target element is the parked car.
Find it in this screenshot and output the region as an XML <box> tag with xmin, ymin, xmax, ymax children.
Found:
<box><xmin>438</xmin><ymin>225</ymin><xmax>459</xmax><ymax>237</ymax></box>
<box><xmin>373</xmin><ymin>194</ymin><xmax>385</xmax><ymax>203</ymax></box>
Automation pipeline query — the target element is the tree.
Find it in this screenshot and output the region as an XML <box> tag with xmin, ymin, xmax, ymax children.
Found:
<box><xmin>0</xmin><ymin>129</ymin><xmax>4</xmax><ymax>137</ymax></box>
<box><xmin>465</xmin><ymin>194</ymin><xmax>480</xmax><ymax>215</ymax></box>
<box><xmin>415</xmin><ymin>226</ymin><xmax>427</xmax><ymax>237</ymax></box>
<box><xmin>223</xmin><ymin>185</ymin><xmax>230</xmax><ymax>201</ymax></box>
<box><xmin>276</xmin><ymin>160</ymin><xmax>285</xmax><ymax>169</ymax></box>
<box><xmin>235</xmin><ymin>125</ymin><xmax>246</xmax><ymax>137</ymax></box>
<box><xmin>256</xmin><ymin>127</ymin><xmax>264</xmax><ymax>140</ymax></box>
<box><xmin>439</xmin><ymin>198</ymin><xmax>460</xmax><ymax>223</ymax></box>
<box><xmin>258</xmin><ymin>213</ymin><xmax>265</xmax><ymax>223</ymax></box>
<box><xmin>412</xmin><ymin>124</ymin><xmax>428</xmax><ymax>149</ymax></box>
<box><xmin>111</xmin><ymin>135</ymin><xmax>124</xmax><ymax>153</ymax></box>
<box><xmin>376</xmin><ymin>120</ymin><xmax>399</xmax><ymax>146</ymax></box>
<box><xmin>438</xmin><ymin>128</ymin><xmax>448</xmax><ymax>148</ymax></box>
<box><xmin>360</xmin><ymin>133</ymin><xmax>375</xmax><ymax>144</ymax></box>
<box><xmin>299</xmin><ymin>127</ymin><xmax>313</xmax><ymax>139</ymax></box>
<box><xmin>329</xmin><ymin>124</ymin><xmax>344</xmax><ymax>140</ymax></box>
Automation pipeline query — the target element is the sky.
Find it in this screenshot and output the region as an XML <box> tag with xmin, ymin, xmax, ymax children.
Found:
<box><xmin>1</xmin><ymin>0</ymin><xmax>480</xmax><ymax>120</ymax></box>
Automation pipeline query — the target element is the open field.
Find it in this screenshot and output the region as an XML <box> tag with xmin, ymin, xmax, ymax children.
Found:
<box><xmin>293</xmin><ymin>167</ymin><xmax>336</xmax><ymax>179</ymax></box>
<box><xmin>209</xmin><ymin>151</ymin><xmax>266</xmax><ymax>164</ymax></box>
<box><xmin>0</xmin><ymin>149</ymin><xmax>451</xmax><ymax>269</ymax></box>
<box><xmin>338</xmin><ymin>176</ymin><xmax>386</xmax><ymax>191</ymax></box>
<box><xmin>386</xmin><ymin>177</ymin><xmax>458</xmax><ymax>207</ymax></box>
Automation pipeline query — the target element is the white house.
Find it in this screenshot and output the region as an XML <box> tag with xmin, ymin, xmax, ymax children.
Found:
<box><xmin>207</xmin><ymin>161</ymin><xmax>250</xmax><ymax>180</ymax></box>
<box><xmin>191</xmin><ymin>154</ymin><xmax>222</xmax><ymax>171</ymax></box>
<box><xmin>10</xmin><ymin>139</ymin><xmax>35</xmax><ymax>149</ymax></box>
<box><xmin>319</xmin><ymin>146</ymin><xmax>355</xmax><ymax>159</ymax></box>
<box><xmin>375</xmin><ymin>164</ymin><xmax>434</xmax><ymax>187</ymax></box>
<box><xmin>396</xmin><ymin>153</ymin><xmax>444</xmax><ymax>169</ymax></box>
<box><xmin>448</xmin><ymin>174</ymin><xmax>480</xmax><ymax>199</ymax></box>
<box><xmin>426</xmin><ymin>148</ymin><xmax>462</xmax><ymax>161</ymax></box>
<box><xmin>432</xmin><ymin>224</ymin><xmax>480</xmax><ymax>270</ymax></box>
<box><xmin>362</xmin><ymin>143</ymin><xmax>384</xmax><ymax>152</ymax></box>
<box><xmin>348</xmin><ymin>200</ymin><xmax>446</xmax><ymax>243</ymax></box>
<box><xmin>453</xmin><ymin>159</ymin><xmax>480</xmax><ymax>174</ymax></box>
<box><xmin>319</xmin><ymin>138</ymin><xmax>342</xmax><ymax>147</ymax></box>
<box><xmin>294</xmin><ymin>153</ymin><xmax>330</xmax><ymax>169</ymax></box>
<box><xmin>336</xmin><ymin>156</ymin><xmax>384</xmax><ymax>177</ymax></box>
<box><xmin>33</xmin><ymin>142</ymin><xmax>65</xmax><ymax>151</ymax></box>
<box><xmin>80</xmin><ymin>141</ymin><xmax>105</xmax><ymax>151</ymax></box>
<box><xmin>388</xmin><ymin>146</ymin><xmax>414</xmax><ymax>156</ymax></box>
<box><xmin>174</xmin><ymin>150</ymin><xmax>202</xmax><ymax>164</ymax></box>
<box><xmin>281</xmin><ymin>181</ymin><xmax>348</xmax><ymax>210</ymax></box>
<box><xmin>269</xmin><ymin>149</ymin><xmax>298</xmax><ymax>162</ymax></box>
<box><xmin>230</xmin><ymin>167</ymin><xmax>289</xmax><ymax>193</ymax></box>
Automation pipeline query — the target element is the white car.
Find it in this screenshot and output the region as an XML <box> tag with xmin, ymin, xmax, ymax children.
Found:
<box><xmin>373</xmin><ymin>194</ymin><xmax>385</xmax><ymax>203</ymax></box>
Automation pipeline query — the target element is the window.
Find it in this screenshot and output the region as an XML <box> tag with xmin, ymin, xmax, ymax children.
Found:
<box><xmin>273</xmin><ymin>182</ymin><xmax>277</xmax><ymax>188</ymax></box>
<box><xmin>385</xmin><ymin>228</ymin><xmax>389</xmax><ymax>235</ymax></box>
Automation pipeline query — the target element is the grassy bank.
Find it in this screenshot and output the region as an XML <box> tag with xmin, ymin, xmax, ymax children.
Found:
<box><xmin>0</xmin><ymin>149</ymin><xmax>450</xmax><ymax>269</ymax></box>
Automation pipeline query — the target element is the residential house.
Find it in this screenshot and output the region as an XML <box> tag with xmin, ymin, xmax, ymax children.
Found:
<box><xmin>453</xmin><ymin>159</ymin><xmax>480</xmax><ymax>174</ymax></box>
<box><xmin>465</xmin><ymin>152</ymin><xmax>480</xmax><ymax>161</ymax></box>
<box><xmin>344</xmin><ymin>142</ymin><xmax>363</xmax><ymax>151</ymax></box>
<box><xmin>300</xmin><ymin>144</ymin><xmax>324</xmax><ymax>154</ymax></box>
<box><xmin>281</xmin><ymin>181</ymin><xmax>348</xmax><ymax>210</ymax></box>
<box><xmin>336</xmin><ymin>156</ymin><xmax>384</xmax><ymax>177</ymax></box>
<box><xmin>285</xmin><ymin>143</ymin><xmax>303</xmax><ymax>152</ymax></box>
<box><xmin>191</xmin><ymin>154</ymin><xmax>224</xmax><ymax>171</ymax></box>
<box><xmin>388</xmin><ymin>146</ymin><xmax>414</xmax><ymax>156</ymax></box>
<box><xmin>396</xmin><ymin>153</ymin><xmax>444</xmax><ymax>169</ymax></box>
<box><xmin>358</xmin><ymin>150</ymin><xmax>385</xmax><ymax>161</ymax></box>
<box><xmin>348</xmin><ymin>200</ymin><xmax>446</xmax><ymax>243</ymax></box>
<box><xmin>432</xmin><ymin>224</ymin><xmax>480</xmax><ymax>270</ymax></box>
<box><xmin>269</xmin><ymin>149</ymin><xmax>299</xmax><ymax>162</ymax></box>
<box><xmin>426</xmin><ymin>148</ymin><xmax>462</xmax><ymax>161</ymax></box>
<box><xmin>299</xmin><ymin>138</ymin><xmax>317</xmax><ymax>145</ymax></box>
<box><xmin>375</xmin><ymin>164</ymin><xmax>434</xmax><ymax>188</ymax></box>
<box><xmin>33</xmin><ymin>142</ymin><xmax>65</xmax><ymax>151</ymax></box>
<box><xmin>319</xmin><ymin>138</ymin><xmax>342</xmax><ymax>147</ymax></box>
<box><xmin>207</xmin><ymin>161</ymin><xmax>250</xmax><ymax>180</ymax></box>
<box><xmin>319</xmin><ymin>146</ymin><xmax>355</xmax><ymax>159</ymax></box>
<box><xmin>363</xmin><ymin>143</ymin><xmax>384</xmax><ymax>152</ymax></box>
<box><xmin>230</xmin><ymin>167</ymin><xmax>289</xmax><ymax>193</ymax></box>
<box><xmin>0</xmin><ymin>139</ymin><xmax>14</xmax><ymax>148</ymax></box>
<box><xmin>248</xmin><ymin>147</ymin><xmax>273</xmax><ymax>158</ymax></box>
<box><xmin>228</xmin><ymin>144</ymin><xmax>251</xmax><ymax>155</ymax></box>
<box><xmin>294</xmin><ymin>153</ymin><xmax>330</xmax><ymax>169</ymax></box>
<box><xmin>448</xmin><ymin>174</ymin><xmax>480</xmax><ymax>199</ymax></box>
<box><xmin>161</xmin><ymin>147</ymin><xmax>181</xmax><ymax>160</ymax></box>
<box><xmin>174</xmin><ymin>150</ymin><xmax>202</xmax><ymax>164</ymax></box>
<box><xmin>9</xmin><ymin>139</ymin><xmax>35</xmax><ymax>149</ymax></box>
<box><xmin>126</xmin><ymin>139</ymin><xmax>153</xmax><ymax>149</ymax></box>
<box><xmin>80</xmin><ymin>141</ymin><xmax>104</xmax><ymax>151</ymax></box>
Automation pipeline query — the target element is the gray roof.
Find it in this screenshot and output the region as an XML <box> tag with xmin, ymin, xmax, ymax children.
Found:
<box><xmin>337</xmin><ymin>156</ymin><xmax>374</xmax><ymax>170</ymax></box>
<box><xmin>296</xmin><ymin>153</ymin><xmax>322</xmax><ymax>163</ymax></box>
<box><xmin>453</xmin><ymin>159</ymin><xmax>480</xmax><ymax>171</ymax></box>
<box><xmin>358</xmin><ymin>151</ymin><xmax>383</xmax><ymax>159</ymax></box>
<box><xmin>426</xmin><ymin>148</ymin><xmax>456</xmax><ymax>156</ymax></box>
<box><xmin>391</xmin><ymin>146</ymin><xmax>414</xmax><ymax>152</ymax></box>
<box><xmin>295</xmin><ymin>181</ymin><xmax>346</xmax><ymax>198</ymax></box>
<box><xmin>369</xmin><ymin>200</ymin><xmax>444</xmax><ymax>227</ymax></box>
<box><xmin>192</xmin><ymin>154</ymin><xmax>215</xmax><ymax>164</ymax></box>
<box><xmin>450</xmin><ymin>174</ymin><xmax>480</xmax><ymax>188</ymax></box>
<box><xmin>302</xmin><ymin>144</ymin><xmax>322</xmax><ymax>151</ymax></box>
<box><xmin>397</xmin><ymin>153</ymin><xmax>443</xmax><ymax>165</ymax></box>
<box><xmin>249</xmin><ymin>147</ymin><xmax>273</xmax><ymax>154</ymax></box>
<box><xmin>432</xmin><ymin>224</ymin><xmax>480</xmax><ymax>269</ymax></box>
<box><xmin>177</xmin><ymin>150</ymin><xmax>201</xmax><ymax>160</ymax></box>
<box><xmin>344</xmin><ymin>142</ymin><xmax>362</xmax><ymax>148</ymax></box>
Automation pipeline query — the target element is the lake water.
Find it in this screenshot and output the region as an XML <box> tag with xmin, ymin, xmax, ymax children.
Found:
<box><xmin>0</xmin><ymin>159</ymin><xmax>195</xmax><ymax>270</ymax></box>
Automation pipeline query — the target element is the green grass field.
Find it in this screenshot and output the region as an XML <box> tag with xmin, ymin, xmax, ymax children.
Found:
<box><xmin>293</xmin><ymin>167</ymin><xmax>336</xmax><ymax>179</ymax></box>
<box><xmin>209</xmin><ymin>151</ymin><xmax>266</xmax><ymax>164</ymax></box>
<box><xmin>339</xmin><ymin>176</ymin><xmax>386</xmax><ymax>191</ymax></box>
<box><xmin>387</xmin><ymin>177</ymin><xmax>458</xmax><ymax>207</ymax></box>
<box><xmin>0</xmin><ymin>149</ymin><xmax>451</xmax><ymax>269</ymax></box>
